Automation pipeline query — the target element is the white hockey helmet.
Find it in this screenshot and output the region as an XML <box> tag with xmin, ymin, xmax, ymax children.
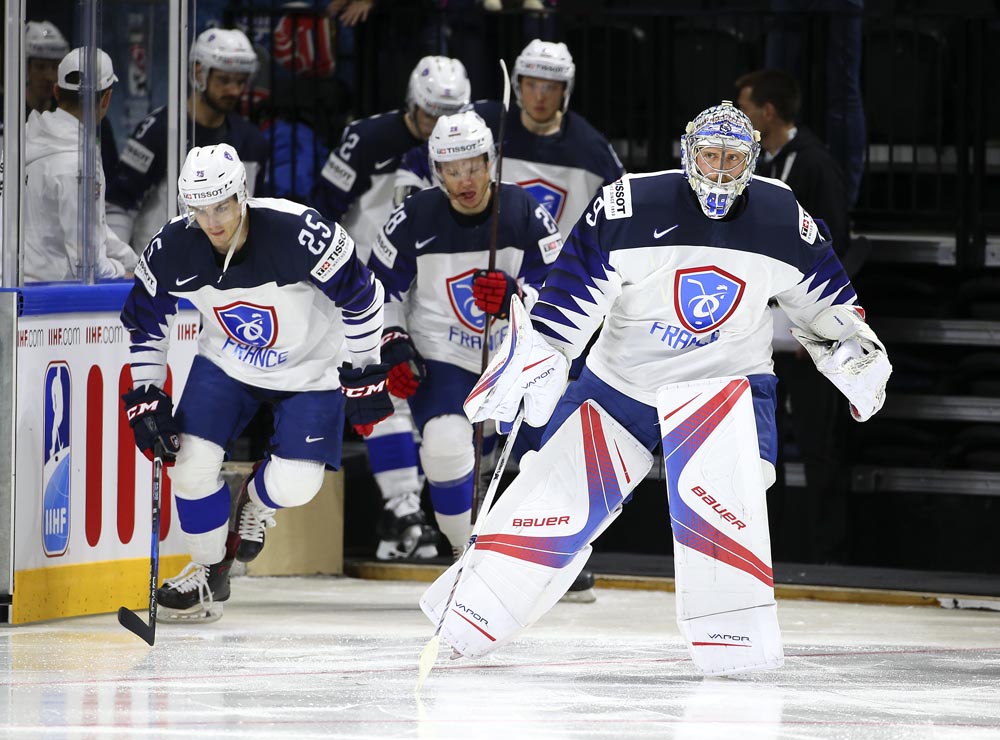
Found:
<box><xmin>406</xmin><ymin>56</ymin><xmax>472</xmax><ymax>118</ymax></box>
<box><xmin>190</xmin><ymin>28</ymin><xmax>259</xmax><ymax>91</ymax></box>
<box><xmin>428</xmin><ymin>111</ymin><xmax>495</xmax><ymax>191</ymax></box>
<box><xmin>177</xmin><ymin>144</ymin><xmax>248</xmax><ymax>223</ymax></box>
<box><xmin>681</xmin><ymin>100</ymin><xmax>761</xmax><ymax>220</ymax></box>
<box><xmin>512</xmin><ymin>39</ymin><xmax>575</xmax><ymax>112</ymax></box>
<box><xmin>24</xmin><ymin>20</ymin><xmax>70</xmax><ymax>61</ymax></box>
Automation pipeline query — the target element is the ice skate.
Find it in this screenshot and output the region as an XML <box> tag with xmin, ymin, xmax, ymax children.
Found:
<box><xmin>156</xmin><ymin>559</ymin><xmax>233</xmax><ymax>623</ymax></box>
<box><xmin>232</xmin><ymin>470</ymin><xmax>276</xmax><ymax>563</ymax></box>
<box><xmin>560</xmin><ymin>569</ymin><xmax>596</xmax><ymax>603</ymax></box>
<box><xmin>376</xmin><ymin>491</ymin><xmax>439</xmax><ymax>560</ymax></box>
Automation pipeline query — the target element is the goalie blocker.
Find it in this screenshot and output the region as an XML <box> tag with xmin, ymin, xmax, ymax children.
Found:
<box><xmin>420</xmin><ymin>399</ymin><xmax>653</xmax><ymax>658</ymax></box>
<box><xmin>658</xmin><ymin>375</ymin><xmax>783</xmax><ymax>676</ymax></box>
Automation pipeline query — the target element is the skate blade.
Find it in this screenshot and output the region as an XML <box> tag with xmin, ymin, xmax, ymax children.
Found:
<box><xmin>156</xmin><ymin>602</ymin><xmax>225</xmax><ymax>624</ymax></box>
<box><xmin>559</xmin><ymin>588</ymin><xmax>597</xmax><ymax>604</ymax></box>
<box><xmin>376</xmin><ymin>542</ymin><xmax>439</xmax><ymax>561</ymax></box>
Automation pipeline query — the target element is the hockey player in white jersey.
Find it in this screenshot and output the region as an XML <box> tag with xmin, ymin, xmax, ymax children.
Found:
<box><xmin>107</xmin><ymin>28</ymin><xmax>269</xmax><ymax>253</ymax></box>
<box><xmin>421</xmin><ymin>101</ymin><xmax>892</xmax><ymax>675</ymax></box>
<box><xmin>120</xmin><ymin>144</ymin><xmax>392</xmax><ymax>622</ymax></box>
<box><xmin>368</xmin><ymin>110</ymin><xmax>562</xmax><ymax>558</ymax></box>
<box><xmin>313</xmin><ymin>56</ymin><xmax>471</xmax><ymax>561</ymax></box>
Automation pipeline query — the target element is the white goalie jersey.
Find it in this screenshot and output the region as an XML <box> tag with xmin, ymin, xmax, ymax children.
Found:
<box><xmin>532</xmin><ymin>171</ymin><xmax>864</xmax><ymax>407</ymax></box>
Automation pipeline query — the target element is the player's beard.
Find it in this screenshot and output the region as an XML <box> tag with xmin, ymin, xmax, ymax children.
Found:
<box><xmin>200</xmin><ymin>88</ymin><xmax>240</xmax><ymax>117</ymax></box>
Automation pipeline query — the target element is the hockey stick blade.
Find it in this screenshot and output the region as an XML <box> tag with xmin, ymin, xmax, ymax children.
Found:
<box><xmin>117</xmin><ymin>605</ymin><xmax>156</xmax><ymax>646</ymax></box>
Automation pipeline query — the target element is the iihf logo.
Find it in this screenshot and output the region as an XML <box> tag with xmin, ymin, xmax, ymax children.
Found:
<box><xmin>213</xmin><ymin>301</ymin><xmax>278</xmax><ymax>348</ymax></box>
<box><xmin>42</xmin><ymin>362</ymin><xmax>71</xmax><ymax>557</ymax></box>
<box><xmin>674</xmin><ymin>266</ymin><xmax>746</xmax><ymax>333</ymax></box>
<box><xmin>447</xmin><ymin>269</ymin><xmax>486</xmax><ymax>332</ymax></box>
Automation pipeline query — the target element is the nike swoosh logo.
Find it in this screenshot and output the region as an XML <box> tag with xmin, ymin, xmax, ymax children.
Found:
<box><xmin>653</xmin><ymin>225</ymin><xmax>679</xmax><ymax>239</ymax></box>
<box><xmin>305</xmin><ymin>435</ymin><xmax>325</xmax><ymax>443</ymax></box>
<box><xmin>415</xmin><ymin>236</ymin><xmax>436</xmax><ymax>250</ymax></box>
<box><xmin>175</xmin><ymin>275</ymin><xmax>198</xmax><ymax>286</ymax></box>
<box><xmin>374</xmin><ymin>158</ymin><xmax>395</xmax><ymax>170</ymax></box>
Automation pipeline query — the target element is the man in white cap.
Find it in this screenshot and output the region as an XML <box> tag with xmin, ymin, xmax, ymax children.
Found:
<box><xmin>22</xmin><ymin>47</ymin><xmax>138</xmax><ymax>282</ymax></box>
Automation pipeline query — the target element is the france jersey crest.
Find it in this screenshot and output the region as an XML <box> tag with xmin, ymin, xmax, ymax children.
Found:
<box><xmin>213</xmin><ymin>301</ymin><xmax>279</xmax><ymax>348</ymax></box>
<box><xmin>43</xmin><ymin>362</ymin><xmax>71</xmax><ymax>557</ymax></box>
<box><xmin>519</xmin><ymin>178</ymin><xmax>567</xmax><ymax>223</ymax></box>
<box><xmin>674</xmin><ymin>266</ymin><xmax>746</xmax><ymax>333</ymax></box>
<box><xmin>447</xmin><ymin>269</ymin><xmax>486</xmax><ymax>332</ymax></box>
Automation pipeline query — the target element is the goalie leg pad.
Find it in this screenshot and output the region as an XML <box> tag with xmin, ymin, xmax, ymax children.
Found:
<box><xmin>657</xmin><ymin>376</ymin><xmax>784</xmax><ymax>675</ymax></box>
<box><xmin>419</xmin><ymin>400</ymin><xmax>653</xmax><ymax>658</ymax></box>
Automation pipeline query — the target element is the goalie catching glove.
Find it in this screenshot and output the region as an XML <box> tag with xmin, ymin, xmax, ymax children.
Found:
<box><xmin>380</xmin><ymin>327</ymin><xmax>426</xmax><ymax>399</ymax></box>
<box><xmin>790</xmin><ymin>304</ymin><xmax>892</xmax><ymax>422</ymax></box>
<box><xmin>464</xmin><ymin>294</ymin><xmax>569</xmax><ymax>428</ymax></box>
<box><xmin>339</xmin><ymin>363</ymin><xmax>394</xmax><ymax>436</ymax></box>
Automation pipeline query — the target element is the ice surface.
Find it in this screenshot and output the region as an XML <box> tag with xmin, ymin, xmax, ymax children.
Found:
<box><xmin>1</xmin><ymin>577</ymin><xmax>998</xmax><ymax>739</ymax></box>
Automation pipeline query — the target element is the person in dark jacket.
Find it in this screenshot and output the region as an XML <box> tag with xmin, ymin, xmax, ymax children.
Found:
<box><xmin>736</xmin><ymin>68</ymin><xmax>854</xmax><ymax>565</ymax></box>
<box><xmin>736</xmin><ymin>68</ymin><xmax>850</xmax><ymax>261</ymax></box>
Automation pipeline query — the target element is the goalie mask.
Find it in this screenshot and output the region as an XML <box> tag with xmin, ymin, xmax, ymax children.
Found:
<box><xmin>428</xmin><ymin>111</ymin><xmax>496</xmax><ymax>193</ymax></box>
<box><xmin>406</xmin><ymin>56</ymin><xmax>472</xmax><ymax>118</ymax></box>
<box><xmin>681</xmin><ymin>101</ymin><xmax>760</xmax><ymax>220</ymax></box>
<box><xmin>24</xmin><ymin>20</ymin><xmax>69</xmax><ymax>61</ymax></box>
<box><xmin>512</xmin><ymin>39</ymin><xmax>575</xmax><ymax>113</ymax></box>
<box><xmin>177</xmin><ymin>143</ymin><xmax>248</xmax><ymax>225</ymax></box>
<box><xmin>190</xmin><ymin>28</ymin><xmax>259</xmax><ymax>92</ymax></box>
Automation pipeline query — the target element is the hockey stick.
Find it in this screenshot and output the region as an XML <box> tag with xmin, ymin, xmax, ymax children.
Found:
<box><xmin>417</xmin><ymin>407</ymin><xmax>525</xmax><ymax>690</ymax></box>
<box><xmin>117</xmin><ymin>443</ymin><xmax>164</xmax><ymax>645</ymax></box>
<box><xmin>472</xmin><ymin>58</ymin><xmax>512</xmax><ymax>525</ymax></box>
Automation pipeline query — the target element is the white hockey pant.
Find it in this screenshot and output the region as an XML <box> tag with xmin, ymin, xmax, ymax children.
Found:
<box><xmin>657</xmin><ymin>376</ymin><xmax>784</xmax><ymax>676</ymax></box>
<box><xmin>420</xmin><ymin>400</ymin><xmax>653</xmax><ymax>658</ymax></box>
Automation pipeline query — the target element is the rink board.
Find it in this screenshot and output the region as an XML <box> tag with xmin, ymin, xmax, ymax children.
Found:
<box><xmin>4</xmin><ymin>284</ymin><xmax>198</xmax><ymax>624</ymax></box>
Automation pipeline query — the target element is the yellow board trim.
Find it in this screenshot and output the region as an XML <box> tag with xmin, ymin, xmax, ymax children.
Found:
<box><xmin>12</xmin><ymin>555</ymin><xmax>191</xmax><ymax>624</ymax></box>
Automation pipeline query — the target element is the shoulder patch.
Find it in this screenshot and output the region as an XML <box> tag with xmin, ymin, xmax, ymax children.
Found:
<box><xmin>798</xmin><ymin>204</ymin><xmax>818</xmax><ymax>244</ymax></box>
<box><xmin>538</xmin><ymin>233</ymin><xmax>563</xmax><ymax>264</ymax></box>
<box><xmin>120</xmin><ymin>138</ymin><xmax>155</xmax><ymax>174</ymax></box>
<box><xmin>134</xmin><ymin>256</ymin><xmax>157</xmax><ymax>296</ymax></box>
<box><xmin>603</xmin><ymin>178</ymin><xmax>633</xmax><ymax>220</ymax></box>
<box><xmin>372</xmin><ymin>230</ymin><xmax>398</xmax><ymax>269</ymax></box>
<box><xmin>310</xmin><ymin>224</ymin><xmax>355</xmax><ymax>282</ymax></box>
<box><xmin>320</xmin><ymin>153</ymin><xmax>357</xmax><ymax>192</ymax></box>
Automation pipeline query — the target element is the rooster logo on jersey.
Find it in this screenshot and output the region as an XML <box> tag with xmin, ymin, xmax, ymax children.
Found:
<box><xmin>446</xmin><ymin>269</ymin><xmax>486</xmax><ymax>332</ymax></box>
<box><xmin>674</xmin><ymin>266</ymin><xmax>746</xmax><ymax>333</ymax></box>
<box><xmin>214</xmin><ymin>301</ymin><xmax>279</xmax><ymax>348</ymax></box>
<box><xmin>519</xmin><ymin>178</ymin><xmax>568</xmax><ymax>223</ymax></box>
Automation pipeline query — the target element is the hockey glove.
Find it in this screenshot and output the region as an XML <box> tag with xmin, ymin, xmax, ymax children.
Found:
<box><xmin>122</xmin><ymin>386</ymin><xmax>181</xmax><ymax>463</ymax></box>
<box><xmin>380</xmin><ymin>327</ymin><xmax>426</xmax><ymax>399</ymax></box>
<box><xmin>473</xmin><ymin>269</ymin><xmax>522</xmax><ymax>319</ymax></box>
<box><xmin>340</xmin><ymin>363</ymin><xmax>394</xmax><ymax>437</ymax></box>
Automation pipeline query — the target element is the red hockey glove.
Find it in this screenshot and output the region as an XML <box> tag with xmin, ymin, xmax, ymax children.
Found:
<box><xmin>472</xmin><ymin>269</ymin><xmax>522</xmax><ymax>319</ymax></box>
<box><xmin>339</xmin><ymin>363</ymin><xmax>394</xmax><ymax>436</ymax></box>
<box><xmin>380</xmin><ymin>327</ymin><xmax>427</xmax><ymax>399</ymax></box>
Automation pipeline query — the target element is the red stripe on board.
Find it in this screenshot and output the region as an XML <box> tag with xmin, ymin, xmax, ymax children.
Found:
<box><xmin>85</xmin><ymin>367</ymin><xmax>103</xmax><ymax>547</ymax></box>
<box><xmin>117</xmin><ymin>367</ymin><xmax>135</xmax><ymax>544</ymax></box>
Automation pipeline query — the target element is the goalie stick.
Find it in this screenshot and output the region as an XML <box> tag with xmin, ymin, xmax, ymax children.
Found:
<box><xmin>417</xmin><ymin>408</ymin><xmax>525</xmax><ymax>690</ymax></box>
<box><xmin>471</xmin><ymin>58</ymin><xmax>512</xmax><ymax>524</ymax></box>
<box><xmin>117</xmin><ymin>443</ymin><xmax>165</xmax><ymax>645</ymax></box>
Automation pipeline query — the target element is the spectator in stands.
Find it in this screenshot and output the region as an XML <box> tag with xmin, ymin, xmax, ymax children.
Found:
<box><xmin>736</xmin><ymin>67</ymin><xmax>852</xmax><ymax>564</ymax></box>
<box><xmin>23</xmin><ymin>47</ymin><xmax>137</xmax><ymax>282</ymax></box>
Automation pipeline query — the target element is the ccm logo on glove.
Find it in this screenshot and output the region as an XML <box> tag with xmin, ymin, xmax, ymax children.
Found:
<box><xmin>343</xmin><ymin>380</ymin><xmax>387</xmax><ymax>398</ymax></box>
